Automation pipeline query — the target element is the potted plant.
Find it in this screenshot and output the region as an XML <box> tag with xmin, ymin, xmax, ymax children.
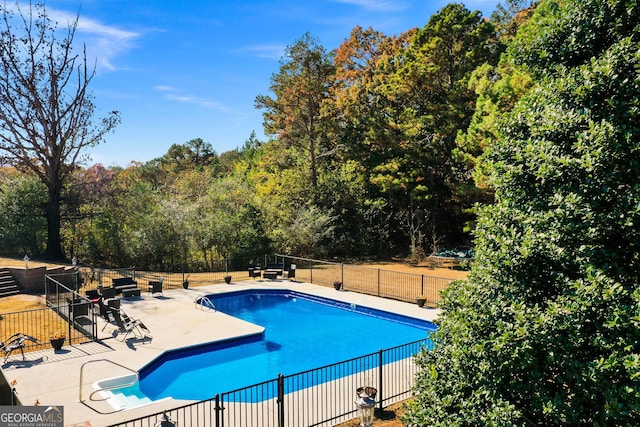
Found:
<box><xmin>183</xmin><ymin>274</ymin><xmax>190</xmax><ymax>289</ymax></box>
<box><xmin>224</xmin><ymin>275</ymin><xmax>232</xmax><ymax>284</ymax></box>
<box><xmin>333</xmin><ymin>281</ymin><xmax>343</xmax><ymax>291</ymax></box>
<box><xmin>416</xmin><ymin>296</ymin><xmax>427</xmax><ymax>307</ymax></box>
<box><xmin>49</xmin><ymin>332</ymin><xmax>65</xmax><ymax>351</ymax></box>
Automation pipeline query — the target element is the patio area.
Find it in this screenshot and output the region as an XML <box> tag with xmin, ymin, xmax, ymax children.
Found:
<box><xmin>1</xmin><ymin>279</ymin><xmax>439</xmax><ymax>426</ymax></box>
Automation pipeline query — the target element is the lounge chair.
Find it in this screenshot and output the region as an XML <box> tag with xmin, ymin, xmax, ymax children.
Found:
<box><xmin>121</xmin><ymin>311</ymin><xmax>152</xmax><ymax>338</ymax></box>
<box><xmin>1</xmin><ymin>333</ymin><xmax>38</xmax><ymax>363</ymax></box>
<box><xmin>99</xmin><ymin>302</ymin><xmax>116</xmax><ymax>330</ymax></box>
<box><xmin>111</xmin><ymin>310</ymin><xmax>152</xmax><ymax>342</ymax></box>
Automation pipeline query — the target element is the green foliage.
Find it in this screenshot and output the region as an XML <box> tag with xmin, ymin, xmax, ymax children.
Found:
<box><xmin>406</xmin><ymin>0</ymin><xmax>640</xmax><ymax>425</ymax></box>
<box><xmin>1</xmin><ymin>3</ymin><xmax>541</xmax><ymax>265</ymax></box>
<box><xmin>0</xmin><ymin>175</ymin><xmax>47</xmax><ymax>255</ymax></box>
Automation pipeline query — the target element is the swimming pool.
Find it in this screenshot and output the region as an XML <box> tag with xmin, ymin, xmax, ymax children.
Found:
<box><xmin>108</xmin><ymin>290</ymin><xmax>435</xmax><ymax>405</ymax></box>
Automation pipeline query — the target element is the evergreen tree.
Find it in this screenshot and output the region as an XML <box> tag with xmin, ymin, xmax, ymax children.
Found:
<box><xmin>405</xmin><ymin>0</ymin><xmax>640</xmax><ymax>425</ymax></box>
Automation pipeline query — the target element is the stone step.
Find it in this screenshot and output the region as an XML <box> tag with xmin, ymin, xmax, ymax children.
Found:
<box><xmin>0</xmin><ymin>288</ymin><xmax>19</xmax><ymax>297</ymax></box>
<box><xmin>0</xmin><ymin>268</ymin><xmax>19</xmax><ymax>298</ymax></box>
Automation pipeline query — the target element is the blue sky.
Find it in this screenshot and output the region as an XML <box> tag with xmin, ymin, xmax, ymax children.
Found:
<box><xmin>46</xmin><ymin>0</ymin><xmax>502</xmax><ymax>167</ymax></box>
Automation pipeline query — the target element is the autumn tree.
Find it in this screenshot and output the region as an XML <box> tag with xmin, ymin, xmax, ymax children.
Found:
<box><xmin>0</xmin><ymin>2</ymin><xmax>120</xmax><ymax>259</ymax></box>
<box><xmin>255</xmin><ymin>32</ymin><xmax>335</xmax><ymax>196</ymax></box>
<box><xmin>344</xmin><ymin>4</ymin><xmax>497</xmax><ymax>255</ymax></box>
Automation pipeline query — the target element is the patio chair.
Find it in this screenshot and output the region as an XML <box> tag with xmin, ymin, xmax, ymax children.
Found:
<box><xmin>121</xmin><ymin>311</ymin><xmax>152</xmax><ymax>338</ymax></box>
<box><xmin>99</xmin><ymin>302</ymin><xmax>116</xmax><ymax>330</ymax></box>
<box><xmin>287</xmin><ymin>264</ymin><xmax>296</xmax><ymax>280</ymax></box>
<box><xmin>100</xmin><ymin>286</ymin><xmax>117</xmax><ymax>300</ymax></box>
<box><xmin>85</xmin><ymin>289</ymin><xmax>101</xmax><ymax>302</ymax></box>
<box><xmin>111</xmin><ymin>310</ymin><xmax>152</xmax><ymax>342</ymax></box>
<box><xmin>148</xmin><ymin>281</ymin><xmax>163</xmax><ymax>296</ymax></box>
<box><xmin>249</xmin><ymin>267</ymin><xmax>261</xmax><ymax>278</ymax></box>
<box><xmin>1</xmin><ymin>333</ymin><xmax>38</xmax><ymax>363</ymax></box>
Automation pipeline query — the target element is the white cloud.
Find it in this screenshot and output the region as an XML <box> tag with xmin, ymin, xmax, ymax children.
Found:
<box><xmin>46</xmin><ymin>8</ymin><xmax>140</xmax><ymax>72</ymax></box>
<box><xmin>241</xmin><ymin>44</ymin><xmax>286</xmax><ymax>60</ymax></box>
<box><xmin>155</xmin><ymin>87</ymin><xmax>231</xmax><ymax>113</ymax></box>
<box><xmin>153</xmin><ymin>85</ymin><xmax>177</xmax><ymax>92</ymax></box>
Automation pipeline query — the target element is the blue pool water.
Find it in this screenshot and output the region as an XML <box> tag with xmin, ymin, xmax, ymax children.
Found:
<box><xmin>112</xmin><ymin>290</ymin><xmax>435</xmax><ymax>403</ymax></box>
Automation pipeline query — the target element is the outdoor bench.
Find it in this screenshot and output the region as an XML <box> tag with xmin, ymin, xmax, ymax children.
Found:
<box><xmin>263</xmin><ymin>263</ymin><xmax>284</xmax><ymax>279</ymax></box>
<box><xmin>112</xmin><ymin>277</ymin><xmax>139</xmax><ymax>296</ymax></box>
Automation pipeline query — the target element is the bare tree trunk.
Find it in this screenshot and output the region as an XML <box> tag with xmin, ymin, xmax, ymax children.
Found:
<box><xmin>0</xmin><ymin>3</ymin><xmax>120</xmax><ymax>261</ymax></box>
<box><xmin>45</xmin><ymin>186</ymin><xmax>64</xmax><ymax>259</ymax></box>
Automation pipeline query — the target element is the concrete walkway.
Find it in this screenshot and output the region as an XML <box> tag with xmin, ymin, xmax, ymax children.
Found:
<box><xmin>1</xmin><ymin>280</ymin><xmax>440</xmax><ymax>426</ymax></box>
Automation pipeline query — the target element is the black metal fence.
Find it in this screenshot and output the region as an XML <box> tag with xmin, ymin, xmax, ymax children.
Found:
<box><xmin>44</xmin><ymin>274</ymin><xmax>97</xmax><ymax>346</ymax></box>
<box><xmin>76</xmin><ymin>257</ymin><xmax>264</xmax><ymax>293</ymax></box>
<box><xmin>108</xmin><ymin>338</ymin><xmax>431</xmax><ymax>427</ymax></box>
<box><xmin>0</xmin><ymin>275</ymin><xmax>95</xmax><ymax>357</ymax></box>
<box><xmin>274</xmin><ymin>255</ymin><xmax>454</xmax><ymax>306</ymax></box>
<box><xmin>75</xmin><ymin>255</ymin><xmax>456</xmax><ymax>308</ymax></box>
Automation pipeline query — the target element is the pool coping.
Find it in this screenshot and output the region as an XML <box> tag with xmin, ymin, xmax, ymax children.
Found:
<box><xmin>1</xmin><ymin>280</ymin><xmax>440</xmax><ymax>426</ymax></box>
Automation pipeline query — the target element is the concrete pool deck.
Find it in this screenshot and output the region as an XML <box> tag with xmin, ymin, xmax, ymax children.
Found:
<box><xmin>1</xmin><ymin>279</ymin><xmax>440</xmax><ymax>426</ymax></box>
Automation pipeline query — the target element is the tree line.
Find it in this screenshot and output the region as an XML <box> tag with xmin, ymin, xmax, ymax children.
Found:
<box><xmin>3</xmin><ymin>0</ymin><xmax>639</xmax><ymax>423</ymax></box>
<box><xmin>0</xmin><ymin>1</ymin><xmax>534</xmax><ymax>266</ymax></box>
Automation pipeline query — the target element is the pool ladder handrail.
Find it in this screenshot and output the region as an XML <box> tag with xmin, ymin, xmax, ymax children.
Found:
<box><xmin>195</xmin><ymin>294</ymin><xmax>216</xmax><ymax>311</ymax></box>
<box><xmin>79</xmin><ymin>359</ymin><xmax>139</xmax><ymax>403</ymax></box>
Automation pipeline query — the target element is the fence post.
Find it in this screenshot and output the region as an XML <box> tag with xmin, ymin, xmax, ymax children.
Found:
<box><xmin>310</xmin><ymin>263</ymin><xmax>313</xmax><ymax>284</ymax></box>
<box><xmin>92</xmin><ymin>310</ymin><xmax>98</xmax><ymax>342</ymax></box>
<box><xmin>341</xmin><ymin>263</ymin><xmax>344</xmax><ymax>285</ymax></box>
<box><xmin>378</xmin><ymin>349</ymin><xmax>383</xmax><ymax>410</ymax></box>
<box><xmin>277</xmin><ymin>373</ymin><xmax>285</xmax><ymax>427</ymax></box>
<box><xmin>214</xmin><ymin>394</ymin><xmax>222</xmax><ymax>427</ymax></box>
<box><xmin>67</xmin><ymin>302</ymin><xmax>72</xmax><ymax>345</ymax></box>
<box><xmin>378</xmin><ymin>269</ymin><xmax>381</xmax><ymax>297</ymax></box>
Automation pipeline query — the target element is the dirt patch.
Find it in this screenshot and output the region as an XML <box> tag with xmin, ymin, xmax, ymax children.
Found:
<box><xmin>0</xmin><ymin>257</ymin><xmax>57</xmax><ymax>269</ymax></box>
<box><xmin>356</xmin><ymin>261</ymin><xmax>468</xmax><ymax>280</ymax></box>
<box><xmin>333</xmin><ymin>399</ymin><xmax>409</xmax><ymax>427</ymax></box>
<box><xmin>0</xmin><ymin>294</ymin><xmax>46</xmax><ymax>312</ymax></box>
